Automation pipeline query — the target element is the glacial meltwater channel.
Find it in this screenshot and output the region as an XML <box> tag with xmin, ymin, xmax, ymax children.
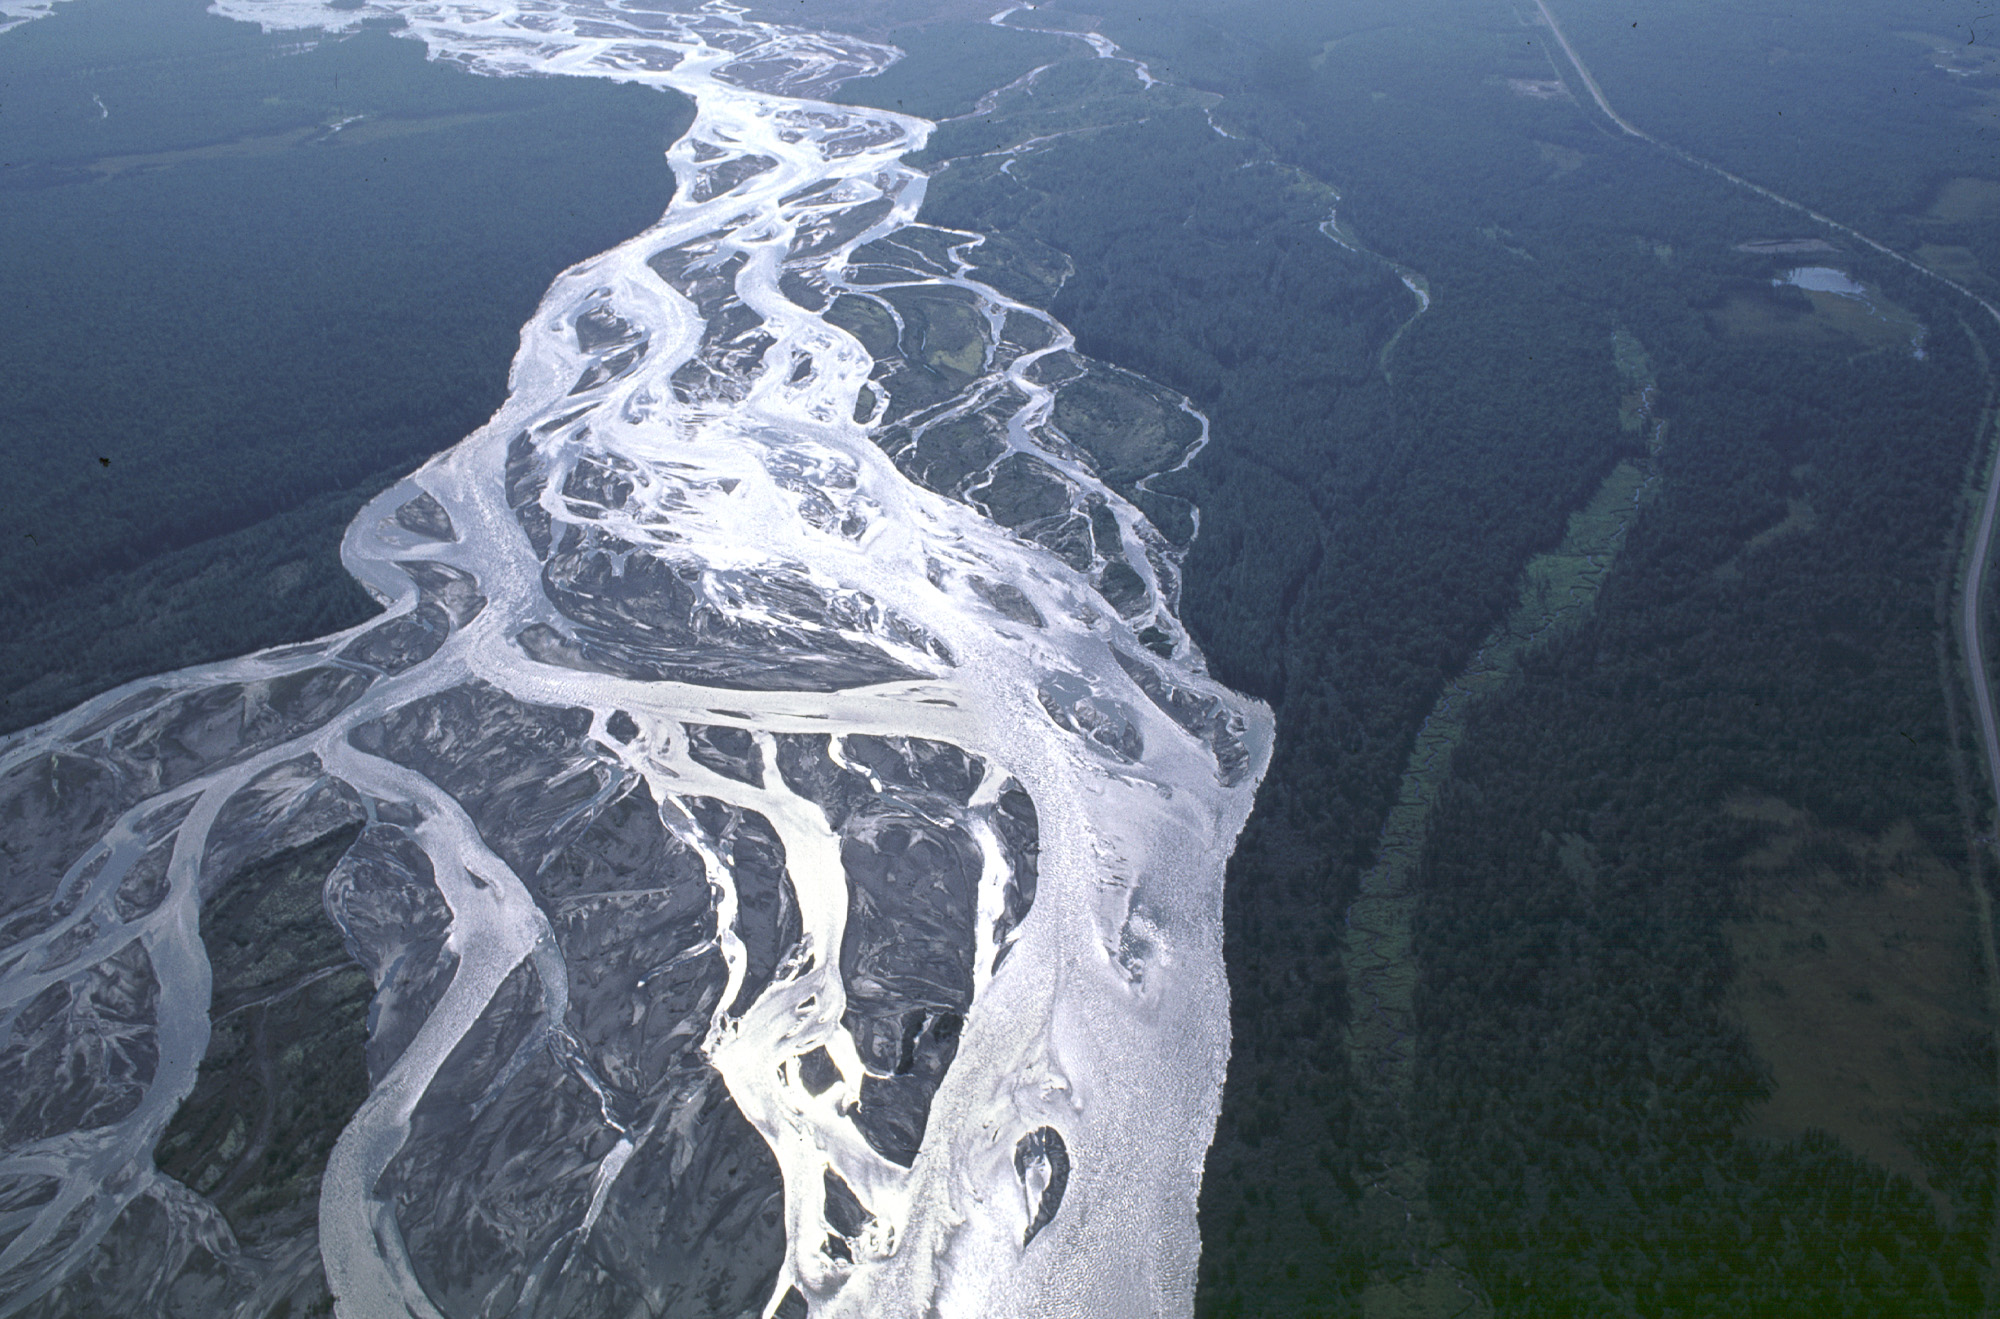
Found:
<box><xmin>0</xmin><ymin>3</ymin><xmax>1270</xmax><ymax>1316</ymax></box>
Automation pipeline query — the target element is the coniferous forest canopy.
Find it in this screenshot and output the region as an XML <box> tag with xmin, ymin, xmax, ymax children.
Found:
<box><xmin>825</xmin><ymin>0</ymin><xmax>2000</xmax><ymax>1310</ymax></box>
<box><xmin>4</xmin><ymin>0</ymin><xmax>2000</xmax><ymax>1314</ymax></box>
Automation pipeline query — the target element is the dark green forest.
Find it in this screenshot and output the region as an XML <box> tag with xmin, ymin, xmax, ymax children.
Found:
<box><xmin>834</xmin><ymin>0</ymin><xmax>2000</xmax><ymax>1312</ymax></box>
<box><xmin>0</xmin><ymin>0</ymin><xmax>690</xmax><ymax>729</ymax></box>
<box><xmin>6</xmin><ymin>0</ymin><xmax>1998</xmax><ymax>1313</ymax></box>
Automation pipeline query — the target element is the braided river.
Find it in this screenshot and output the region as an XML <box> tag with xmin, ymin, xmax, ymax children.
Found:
<box><xmin>0</xmin><ymin>2</ymin><xmax>1270</xmax><ymax>1315</ymax></box>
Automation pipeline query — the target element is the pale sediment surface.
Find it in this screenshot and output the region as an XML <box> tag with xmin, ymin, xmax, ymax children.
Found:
<box><xmin>0</xmin><ymin>0</ymin><xmax>70</xmax><ymax>35</ymax></box>
<box><xmin>0</xmin><ymin>2</ymin><xmax>1270</xmax><ymax>1315</ymax></box>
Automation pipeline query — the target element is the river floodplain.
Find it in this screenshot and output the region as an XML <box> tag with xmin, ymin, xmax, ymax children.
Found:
<box><xmin>0</xmin><ymin>2</ymin><xmax>1268</xmax><ymax>1316</ymax></box>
